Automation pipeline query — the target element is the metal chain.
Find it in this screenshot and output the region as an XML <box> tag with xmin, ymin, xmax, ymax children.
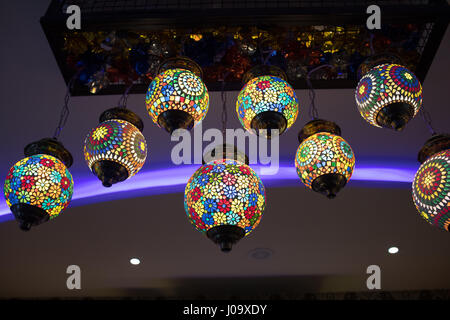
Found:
<box><xmin>420</xmin><ymin>106</ymin><xmax>438</xmax><ymax>135</ymax></box>
<box><xmin>306</xmin><ymin>64</ymin><xmax>333</xmax><ymax>120</ymax></box>
<box><xmin>117</xmin><ymin>82</ymin><xmax>134</xmax><ymax>108</ymax></box>
<box><xmin>52</xmin><ymin>70</ymin><xmax>81</xmax><ymax>139</ymax></box>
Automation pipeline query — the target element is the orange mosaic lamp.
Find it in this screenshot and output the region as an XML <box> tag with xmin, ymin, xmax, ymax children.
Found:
<box><xmin>295</xmin><ymin>120</ymin><xmax>355</xmax><ymax>198</ymax></box>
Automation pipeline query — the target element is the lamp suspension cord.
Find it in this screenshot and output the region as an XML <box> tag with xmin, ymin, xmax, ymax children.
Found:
<box><xmin>306</xmin><ymin>64</ymin><xmax>333</xmax><ymax>120</ymax></box>
<box><xmin>263</xmin><ymin>49</ymin><xmax>275</xmax><ymax>65</ymax></box>
<box><xmin>52</xmin><ymin>70</ymin><xmax>81</xmax><ymax>140</ymax></box>
<box><xmin>420</xmin><ymin>106</ymin><xmax>438</xmax><ymax>136</ymax></box>
<box><xmin>258</xmin><ymin>36</ymin><xmax>264</xmax><ymax>65</ymax></box>
<box><xmin>220</xmin><ymin>72</ymin><xmax>230</xmax><ymax>137</ymax></box>
<box><xmin>257</xmin><ymin>34</ymin><xmax>275</xmax><ymax>65</ymax></box>
<box><xmin>179</xmin><ymin>34</ymin><xmax>186</xmax><ymax>56</ymax></box>
<box><xmin>369</xmin><ymin>32</ymin><xmax>375</xmax><ymax>55</ymax></box>
<box><xmin>117</xmin><ymin>82</ymin><xmax>134</xmax><ymax>109</ymax></box>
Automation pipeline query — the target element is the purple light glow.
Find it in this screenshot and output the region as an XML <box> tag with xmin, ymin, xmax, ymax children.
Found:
<box><xmin>0</xmin><ymin>162</ymin><xmax>418</xmax><ymax>221</ymax></box>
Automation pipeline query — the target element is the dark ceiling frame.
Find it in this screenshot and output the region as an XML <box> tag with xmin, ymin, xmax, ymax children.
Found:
<box><xmin>40</xmin><ymin>0</ymin><xmax>449</xmax><ymax>96</ymax></box>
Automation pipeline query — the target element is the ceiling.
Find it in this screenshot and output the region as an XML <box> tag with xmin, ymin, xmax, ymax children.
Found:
<box><xmin>0</xmin><ymin>1</ymin><xmax>449</xmax><ymax>298</ymax></box>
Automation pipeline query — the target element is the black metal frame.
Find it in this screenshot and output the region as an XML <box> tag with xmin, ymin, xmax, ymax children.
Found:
<box><xmin>41</xmin><ymin>0</ymin><xmax>449</xmax><ymax>95</ymax></box>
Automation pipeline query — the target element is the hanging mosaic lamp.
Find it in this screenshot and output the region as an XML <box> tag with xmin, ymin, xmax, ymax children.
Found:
<box><xmin>295</xmin><ymin>119</ymin><xmax>355</xmax><ymax>198</ymax></box>
<box><xmin>236</xmin><ymin>65</ymin><xmax>299</xmax><ymax>138</ymax></box>
<box><xmin>84</xmin><ymin>107</ymin><xmax>147</xmax><ymax>187</ymax></box>
<box><xmin>3</xmin><ymin>138</ymin><xmax>74</xmax><ymax>231</ymax></box>
<box><xmin>355</xmin><ymin>54</ymin><xmax>423</xmax><ymax>131</ymax></box>
<box><xmin>412</xmin><ymin>134</ymin><xmax>450</xmax><ymax>231</ymax></box>
<box><xmin>145</xmin><ymin>56</ymin><xmax>209</xmax><ymax>133</ymax></box>
<box><xmin>184</xmin><ymin>145</ymin><xmax>265</xmax><ymax>252</ymax></box>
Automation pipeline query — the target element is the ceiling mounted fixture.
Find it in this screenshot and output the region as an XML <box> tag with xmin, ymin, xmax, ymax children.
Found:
<box><xmin>84</xmin><ymin>107</ymin><xmax>147</xmax><ymax>187</ymax></box>
<box><xmin>413</xmin><ymin>134</ymin><xmax>450</xmax><ymax>232</ymax></box>
<box><xmin>295</xmin><ymin>120</ymin><xmax>355</xmax><ymax>198</ymax></box>
<box><xmin>248</xmin><ymin>248</ymin><xmax>274</xmax><ymax>260</ymax></box>
<box><xmin>388</xmin><ymin>247</ymin><xmax>399</xmax><ymax>254</ymax></box>
<box><xmin>145</xmin><ymin>56</ymin><xmax>209</xmax><ymax>134</ymax></box>
<box><xmin>355</xmin><ymin>54</ymin><xmax>423</xmax><ymax>131</ymax></box>
<box><xmin>236</xmin><ymin>65</ymin><xmax>299</xmax><ymax>138</ymax></box>
<box><xmin>3</xmin><ymin>138</ymin><xmax>74</xmax><ymax>231</ymax></box>
<box><xmin>184</xmin><ymin>145</ymin><xmax>265</xmax><ymax>252</ymax></box>
<box><xmin>41</xmin><ymin>1</ymin><xmax>447</xmax><ymax>95</ymax></box>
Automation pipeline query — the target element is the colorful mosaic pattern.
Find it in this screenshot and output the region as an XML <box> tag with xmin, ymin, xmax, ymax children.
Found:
<box><xmin>412</xmin><ymin>149</ymin><xmax>450</xmax><ymax>231</ymax></box>
<box><xmin>84</xmin><ymin>119</ymin><xmax>147</xmax><ymax>178</ymax></box>
<box><xmin>3</xmin><ymin>154</ymin><xmax>74</xmax><ymax>218</ymax></box>
<box><xmin>295</xmin><ymin>132</ymin><xmax>355</xmax><ymax>188</ymax></box>
<box><xmin>355</xmin><ymin>64</ymin><xmax>423</xmax><ymax>128</ymax></box>
<box><xmin>236</xmin><ymin>75</ymin><xmax>299</xmax><ymax>132</ymax></box>
<box><xmin>184</xmin><ymin>159</ymin><xmax>265</xmax><ymax>236</ymax></box>
<box><xmin>145</xmin><ymin>68</ymin><xmax>209</xmax><ymax>127</ymax></box>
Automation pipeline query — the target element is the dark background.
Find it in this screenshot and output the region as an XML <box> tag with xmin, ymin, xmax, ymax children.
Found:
<box><xmin>0</xmin><ymin>1</ymin><xmax>449</xmax><ymax>298</ymax></box>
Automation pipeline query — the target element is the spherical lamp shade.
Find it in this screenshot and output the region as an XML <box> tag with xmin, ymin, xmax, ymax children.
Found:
<box><xmin>4</xmin><ymin>154</ymin><xmax>74</xmax><ymax>230</ymax></box>
<box><xmin>145</xmin><ymin>68</ymin><xmax>209</xmax><ymax>133</ymax></box>
<box><xmin>295</xmin><ymin>131</ymin><xmax>355</xmax><ymax>198</ymax></box>
<box><xmin>84</xmin><ymin>119</ymin><xmax>147</xmax><ymax>187</ymax></box>
<box><xmin>355</xmin><ymin>64</ymin><xmax>423</xmax><ymax>131</ymax></box>
<box><xmin>236</xmin><ymin>75</ymin><xmax>299</xmax><ymax>138</ymax></box>
<box><xmin>412</xmin><ymin>149</ymin><xmax>450</xmax><ymax>231</ymax></box>
<box><xmin>184</xmin><ymin>159</ymin><xmax>265</xmax><ymax>252</ymax></box>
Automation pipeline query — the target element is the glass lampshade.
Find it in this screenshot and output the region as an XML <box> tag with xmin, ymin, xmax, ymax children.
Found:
<box><xmin>145</xmin><ymin>68</ymin><xmax>209</xmax><ymax>133</ymax></box>
<box><xmin>184</xmin><ymin>159</ymin><xmax>265</xmax><ymax>251</ymax></box>
<box><xmin>412</xmin><ymin>149</ymin><xmax>450</xmax><ymax>231</ymax></box>
<box><xmin>84</xmin><ymin>119</ymin><xmax>147</xmax><ymax>187</ymax></box>
<box><xmin>4</xmin><ymin>154</ymin><xmax>74</xmax><ymax>229</ymax></box>
<box><xmin>295</xmin><ymin>132</ymin><xmax>355</xmax><ymax>198</ymax></box>
<box><xmin>236</xmin><ymin>75</ymin><xmax>299</xmax><ymax>137</ymax></box>
<box><xmin>355</xmin><ymin>64</ymin><xmax>423</xmax><ymax>131</ymax></box>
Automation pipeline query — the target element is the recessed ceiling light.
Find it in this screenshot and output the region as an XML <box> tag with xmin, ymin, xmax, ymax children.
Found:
<box><xmin>388</xmin><ymin>247</ymin><xmax>399</xmax><ymax>254</ymax></box>
<box><xmin>248</xmin><ymin>248</ymin><xmax>273</xmax><ymax>260</ymax></box>
<box><xmin>130</xmin><ymin>258</ymin><xmax>140</xmax><ymax>265</ymax></box>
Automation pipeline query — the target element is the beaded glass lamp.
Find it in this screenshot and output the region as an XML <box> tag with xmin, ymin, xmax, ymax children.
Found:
<box><xmin>412</xmin><ymin>134</ymin><xmax>450</xmax><ymax>231</ymax></box>
<box><xmin>355</xmin><ymin>59</ymin><xmax>423</xmax><ymax>131</ymax></box>
<box><xmin>295</xmin><ymin>120</ymin><xmax>355</xmax><ymax>198</ymax></box>
<box><xmin>184</xmin><ymin>146</ymin><xmax>265</xmax><ymax>252</ymax></box>
<box><xmin>236</xmin><ymin>65</ymin><xmax>299</xmax><ymax>138</ymax></box>
<box><xmin>84</xmin><ymin>107</ymin><xmax>147</xmax><ymax>187</ymax></box>
<box><xmin>3</xmin><ymin>138</ymin><xmax>74</xmax><ymax>230</ymax></box>
<box><xmin>145</xmin><ymin>57</ymin><xmax>209</xmax><ymax>133</ymax></box>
